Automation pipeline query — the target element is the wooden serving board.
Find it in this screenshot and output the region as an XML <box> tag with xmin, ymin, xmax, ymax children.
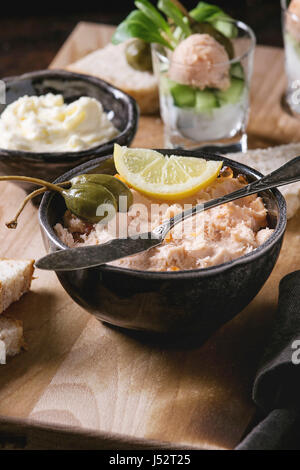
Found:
<box><xmin>0</xmin><ymin>22</ymin><xmax>300</xmax><ymax>450</ymax></box>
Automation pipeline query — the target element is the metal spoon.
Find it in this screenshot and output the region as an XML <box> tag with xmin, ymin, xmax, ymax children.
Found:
<box><xmin>35</xmin><ymin>156</ymin><xmax>300</xmax><ymax>272</ymax></box>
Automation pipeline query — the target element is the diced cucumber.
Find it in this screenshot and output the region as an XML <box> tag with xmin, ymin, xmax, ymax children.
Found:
<box><xmin>195</xmin><ymin>89</ymin><xmax>219</xmax><ymax>112</ymax></box>
<box><xmin>169</xmin><ymin>83</ymin><xmax>196</xmax><ymax>108</ymax></box>
<box><xmin>216</xmin><ymin>77</ymin><xmax>245</xmax><ymax>105</ymax></box>
<box><xmin>211</xmin><ymin>16</ymin><xmax>238</xmax><ymax>39</ymax></box>
<box><xmin>160</xmin><ymin>77</ymin><xmax>196</xmax><ymax>107</ymax></box>
<box><xmin>230</xmin><ymin>62</ymin><xmax>244</xmax><ymax>80</ymax></box>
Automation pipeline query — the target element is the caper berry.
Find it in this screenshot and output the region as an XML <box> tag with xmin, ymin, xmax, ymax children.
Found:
<box><xmin>0</xmin><ymin>171</ymin><xmax>133</xmax><ymax>228</ymax></box>
<box><xmin>63</xmin><ymin>183</ymin><xmax>117</xmax><ymax>224</ymax></box>
<box><xmin>70</xmin><ymin>174</ymin><xmax>133</xmax><ymax>211</ymax></box>
<box><xmin>125</xmin><ymin>38</ymin><xmax>153</xmax><ymax>72</ymax></box>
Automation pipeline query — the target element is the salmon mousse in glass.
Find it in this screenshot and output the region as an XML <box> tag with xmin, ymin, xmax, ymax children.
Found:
<box><xmin>112</xmin><ymin>1</ymin><xmax>256</xmax><ymax>152</ymax></box>
<box><xmin>151</xmin><ymin>19</ymin><xmax>255</xmax><ymax>152</ymax></box>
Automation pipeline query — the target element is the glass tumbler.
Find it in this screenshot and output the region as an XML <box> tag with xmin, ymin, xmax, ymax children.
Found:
<box><xmin>282</xmin><ymin>0</ymin><xmax>300</xmax><ymax>115</ymax></box>
<box><xmin>151</xmin><ymin>19</ymin><xmax>256</xmax><ymax>153</ymax></box>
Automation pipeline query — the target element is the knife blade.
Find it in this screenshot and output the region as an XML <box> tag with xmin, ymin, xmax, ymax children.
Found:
<box><xmin>35</xmin><ymin>233</ymin><xmax>161</xmax><ymax>271</ymax></box>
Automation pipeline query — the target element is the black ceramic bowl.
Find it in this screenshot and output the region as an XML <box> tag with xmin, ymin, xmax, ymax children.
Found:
<box><xmin>0</xmin><ymin>70</ymin><xmax>138</xmax><ymax>194</ymax></box>
<box><xmin>39</xmin><ymin>149</ymin><xmax>287</xmax><ymax>342</ymax></box>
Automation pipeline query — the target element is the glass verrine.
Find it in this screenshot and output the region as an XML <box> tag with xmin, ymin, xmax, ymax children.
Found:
<box><xmin>282</xmin><ymin>0</ymin><xmax>300</xmax><ymax>115</ymax></box>
<box><xmin>151</xmin><ymin>19</ymin><xmax>255</xmax><ymax>153</ymax></box>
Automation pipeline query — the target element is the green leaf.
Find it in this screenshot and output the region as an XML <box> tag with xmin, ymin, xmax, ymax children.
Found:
<box><xmin>190</xmin><ymin>2</ymin><xmax>223</xmax><ymax>22</ymax></box>
<box><xmin>112</xmin><ymin>11</ymin><xmax>137</xmax><ymax>44</ymax></box>
<box><xmin>158</xmin><ymin>0</ymin><xmax>191</xmax><ymax>37</ymax></box>
<box><xmin>190</xmin><ymin>2</ymin><xmax>237</xmax><ymax>39</ymax></box>
<box><xmin>111</xmin><ymin>10</ymin><xmax>173</xmax><ymax>49</ymax></box>
<box><xmin>134</xmin><ymin>0</ymin><xmax>171</xmax><ymax>34</ymax></box>
<box><xmin>209</xmin><ymin>13</ymin><xmax>238</xmax><ymax>38</ymax></box>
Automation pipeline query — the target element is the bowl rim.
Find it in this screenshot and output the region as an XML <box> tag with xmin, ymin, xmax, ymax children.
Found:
<box><xmin>39</xmin><ymin>149</ymin><xmax>287</xmax><ymax>280</ymax></box>
<box><xmin>0</xmin><ymin>69</ymin><xmax>138</xmax><ymax>162</ymax></box>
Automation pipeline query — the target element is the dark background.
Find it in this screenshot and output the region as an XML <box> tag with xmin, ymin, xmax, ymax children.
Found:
<box><xmin>0</xmin><ymin>1</ymin><xmax>283</xmax><ymax>77</ymax></box>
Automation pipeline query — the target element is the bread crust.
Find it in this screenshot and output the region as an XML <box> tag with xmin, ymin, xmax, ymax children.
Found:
<box><xmin>66</xmin><ymin>42</ymin><xmax>159</xmax><ymax>115</ymax></box>
<box><xmin>0</xmin><ymin>259</ymin><xmax>35</xmax><ymax>314</ymax></box>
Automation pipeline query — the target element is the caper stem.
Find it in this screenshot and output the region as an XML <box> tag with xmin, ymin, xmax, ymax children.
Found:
<box><xmin>6</xmin><ymin>186</ymin><xmax>48</xmax><ymax>229</ymax></box>
<box><xmin>0</xmin><ymin>175</ymin><xmax>64</xmax><ymax>193</ymax></box>
<box><xmin>56</xmin><ymin>180</ymin><xmax>71</xmax><ymax>188</ymax></box>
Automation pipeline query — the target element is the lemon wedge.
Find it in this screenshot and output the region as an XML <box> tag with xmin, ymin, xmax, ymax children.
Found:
<box><xmin>113</xmin><ymin>144</ymin><xmax>223</xmax><ymax>200</ymax></box>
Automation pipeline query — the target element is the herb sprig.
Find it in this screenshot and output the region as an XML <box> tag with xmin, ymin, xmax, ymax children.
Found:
<box><xmin>112</xmin><ymin>1</ymin><xmax>236</xmax><ymax>50</ymax></box>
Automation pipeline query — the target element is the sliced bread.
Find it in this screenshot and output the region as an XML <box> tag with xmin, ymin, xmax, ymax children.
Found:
<box><xmin>0</xmin><ymin>259</ymin><xmax>34</xmax><ymax>314</ymax></box>
<box><xmin>228</xmin><ymin>143</ymin><xmax>300</xmax><ymax>219</ymax></box>
<box><xmin>66</xmin><ymin>42</ymin><xmax>159</xmax><ymax>115</ymax></box>
<box><xmin>0</xmin><ymin>316</ymin><xmax>24</xmax><ymax>364</ymax></box>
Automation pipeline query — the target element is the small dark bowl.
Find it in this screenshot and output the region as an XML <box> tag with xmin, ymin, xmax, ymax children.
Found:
<box><xmin>0</xmin><ymin>70</ymin><xmax>138</xmax><ymax>194</ymax></box>
<box><xmin>39</xmin><ymin>150</ymin><xmax>287</xmax><ymax>343</ymax></box>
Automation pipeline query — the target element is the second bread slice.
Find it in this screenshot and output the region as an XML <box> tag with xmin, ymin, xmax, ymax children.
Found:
<box><xmin>0</xmin><ymin>259</ymin><xmax>34</xmax><ymax>314</ymax></box>
<box><xmin>67</xmin><ymin>42</ymin><xmax>159</xmax><ymax>115</ymax></box>
<box><xmin>0</xmin><ymin>316</ymin><xmax>24</xmax><ymax>364</ymax></box>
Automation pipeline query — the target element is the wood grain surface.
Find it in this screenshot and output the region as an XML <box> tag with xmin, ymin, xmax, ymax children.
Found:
<box><xmin>0</xmin><ymin>22</ymin><xmax>299</xmax><ymax>450</ymax></box>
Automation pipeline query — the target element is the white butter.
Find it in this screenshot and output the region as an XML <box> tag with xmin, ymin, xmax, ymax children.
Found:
<box><xmin>0</xmin><ymin>93</ymin><xmax>118</xmax><ymax>152</ymax></box>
